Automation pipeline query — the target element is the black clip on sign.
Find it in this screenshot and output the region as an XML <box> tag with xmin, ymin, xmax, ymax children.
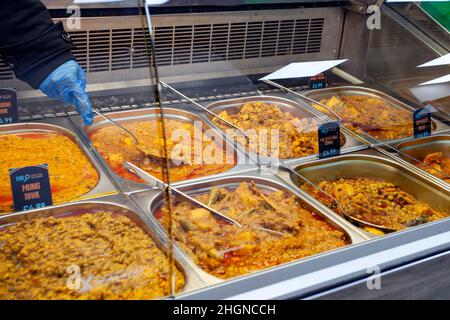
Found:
<box><xmin>9</xmin><ymin>164</ymin><xmax>53</xmax><ymax>212</ymax></box>
<box><xmin>318</xmin><ymin>121</ymin><xmax>341</xmax><ymax>159</ymax></box>
<box><xmin>413</xmin><ymin>106</ymin><xmax>432</xmax><ymax>139</ymax></box>
<box><xmin>0</xmin><ymin>88</ymin><xmax>18</xmax><ymax>125</ymax></box>
<box><xmin>309</xmin><ymin>72</ymin><xmax>327</xmax><ymax>90</ymax></box>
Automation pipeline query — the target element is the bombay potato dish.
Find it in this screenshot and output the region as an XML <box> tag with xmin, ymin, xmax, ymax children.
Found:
<box><xmin>314</xmin><ymin>95</ymin><xmax>414</xmax><ymax>140</ymax></box>
<box><xmin>157</xmin><ymin>181</ymin><xmax>349</xmax><ymax>279</ymax></box>
<box><xmin>0</xmin><ymin>211</ymin><xmax>184</xmax><ymax>299</ymax></box>
<box><xmin>301</xmin><ymin>177</ymin><xmax>448</xmax><ymax>231</ymax></box>
<box><xmin>89</xmin><ymin>119</ymin><xmax>235</xmax><ymax>183</ymax></box>
<box><xmin>417</xmin><ymin>152</ymin><xmax>450</xmax><ymax>184</ymax></box>
<box><xmin>213</xmin><ymin>102</ymin><xmax>320</xmax><ymax>159</ymax></box>
<box><xmin>0</xmin><ymin>132</ymin><xmax>99</xmax><ymax>214</ymax></box>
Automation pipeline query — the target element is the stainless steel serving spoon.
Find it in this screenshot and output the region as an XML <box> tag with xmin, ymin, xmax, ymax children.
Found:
<box><xmin>124</xmin><ymin>162</ymin><xmax>285</xmax><ymax>236</ymax></box>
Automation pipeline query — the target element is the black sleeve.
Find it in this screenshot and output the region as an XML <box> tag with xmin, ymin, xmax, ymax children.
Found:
<box><xmin>0</xmin><ymin>0</ymin><xmax>75</xmax><ymax>89</ymax></box>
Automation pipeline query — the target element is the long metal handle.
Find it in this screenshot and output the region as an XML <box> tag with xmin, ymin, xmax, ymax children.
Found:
<box><xmin>263</xmin><ymin>79</ymin><xmax>343</xmax><ymax>121</ymax></box>
<box><xmin>92</xmin><ymin>109</ymin><xmax>139</xmax><ymax>144</ymax></box>
<box><xmin>159</xmin><ymin>81</ymin><xmax>247</xmax><ymax>135</ymax></box>
<box><xmin>124</xmin><ymin>162</ymin><xmax>243</xmax><ymax>227</ymax></box>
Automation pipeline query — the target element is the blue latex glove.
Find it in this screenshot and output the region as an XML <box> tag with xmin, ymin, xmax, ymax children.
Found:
<box><xmin>39</xmin><ymin>60</ymin><xmax>93</xmax><ymax>125</ymax></box>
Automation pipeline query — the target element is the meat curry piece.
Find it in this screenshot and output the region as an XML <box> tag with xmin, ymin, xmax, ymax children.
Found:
<box><xmin>0</xmin><ymin>211</ymin><xmax>184</xmax><ymax>299</ymax></box>
<box><xmin>89</xmin><ymin>119</ymin><xmax>235</xmax><ymax>183</ymax></box>
<box><xmin>213</xmin><ymin>101</ymin><xmax>320</xmax><ymax>159</ymax></box>
<box><xmin>301</xmin><ymin>177</ymin><xmax>448</xmax><ymax>231</ymax></box>
<box><xmin>417</xmin><ymin>152</ymin><xmax>450</xmax><ymax>183</ymax></box>
<box><xmin>315</xmin><ymin>95</ymin><xmax>413</xmax><ymax>139</ymax></box>
<box><xmin>0</xmin><ymin>132</ymin><xmax>99</xmax><ymax>214</ymax></box>
<box><xmin>157</xmin><ymin>181</ymin><xmax>348</xmax><ymax>279</ymax></box>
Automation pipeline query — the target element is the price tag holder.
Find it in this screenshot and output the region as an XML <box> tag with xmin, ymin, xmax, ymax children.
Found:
<box><xmin>9</xmin><ymin>164</ymin><xmax>53</xmax><ymax>212</ymax></box>
<box><xmin>318</xmin><ymin>121</ymin><xmax>341</xmax><ymax>159</ymax></box>
<box><xmin>309</xmin><ymin>72</ymin><xmax>327</xmax><ymax>90</ymax></box>
<box><xmin>413</xmin><ymin>107</ymin><xmax>432</xmax><ymax>139</ymax></box>
<box><xmin>0</xmin><ymin>88</ymin><xmax>18</xmax><ymax>125</ymax></box>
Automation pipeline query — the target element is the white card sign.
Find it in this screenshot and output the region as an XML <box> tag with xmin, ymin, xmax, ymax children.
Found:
<box><xmin>260</xmin><ymin>59</ymin><xmax>348</xmax><ymax>81</ymax></box>
<box><xmin>417</xmin><ymin>53</ymin><xmax>450</xmax><ymax>68</ymax></box>
<box><xmin>419</xmin><ymin>74</ymin><xmax>450</xmax><ymax>86</ymax></box>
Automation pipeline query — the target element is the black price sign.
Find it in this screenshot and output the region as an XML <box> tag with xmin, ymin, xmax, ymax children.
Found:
<box><xmin>413</xmin><ymin>107</ymin><xmax>432</xmax><ymax>139</ymax></box>
<box><xmin>9</xmin><ymin>164</ymin><xmax>53</xmax><ymax>212</ymax></box>
<box><xmin>318</xmin><ymin>121</ymin><xmax>341</xmax><ymax>159</ymax></box>
<box><xmin>309</xmin><ymin>72</ymin><xmax>327</xmax><ymax>90</ymax></box>
<box><xmin>0</xmin><ymin>88</ymin><xmax>18</xmax><ymax>125</ymax></box>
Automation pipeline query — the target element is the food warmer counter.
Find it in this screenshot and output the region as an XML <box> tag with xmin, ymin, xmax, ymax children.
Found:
<box><xmin>0</xmin><ymin>0</ymin><xmax>449</xmax><ymax>300</ymax></box>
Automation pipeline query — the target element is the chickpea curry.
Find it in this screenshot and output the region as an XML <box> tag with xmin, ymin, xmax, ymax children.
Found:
<box><xmin>157</xmin><ymin>181</ymin><xmax>349</xmax><ymax>279</ymax></box>
<box><xmin>0</xmin><ymin>211</ymin><xmax>185</xmax><ymax>300</ymax></box>
<box><xmin>0</xmin><ymin>132</ymin><xmax>99</xmax><ymax>214</ymax></box>
<box><xmin>301</xmin><ymin>177</ymin><xmax>448</xmax><ymax>231</ymax></box>
<box><xmin>89</xmin><ymin>119</ymin><xmax>235</xmax><ymax>183</ymax></box>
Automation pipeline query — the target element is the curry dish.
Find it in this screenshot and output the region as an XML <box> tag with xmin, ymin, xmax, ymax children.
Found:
<box><xmin>315</xmin><ymin>95</ymin><xmax>413</xmax><ymax>139</ymax></box>
<box><xmin>89</xmin><ymin>119</ymin><xmax>235</xmax><ymax>183</ymax></box>
<box><xmin>0</xmin><ymin>211</ymin><xmax>184</xmax><ymax>299</ymax></box>
<box><xmin>157</xmin><ymin>181</ymin><xmax>348</xmax><ymax>279</ymax></box>
<box><xmin>0</xmin><ymin>132</ymin><xmax>99</xmax><ymax>214</ymax></box>
<box><xmin>417</xmin><ymin>152</ymin><xmax>450</xmax><ymax>183</ymax></box>
<box><xmin>213</xmin><ymin>101</ymin><xmax>320</xmax><ymax>159</ymax></box>
<box><xmin>301</xmin><ymin>177</ymin><xmax>448</xmax><ymax>231</ymax></box>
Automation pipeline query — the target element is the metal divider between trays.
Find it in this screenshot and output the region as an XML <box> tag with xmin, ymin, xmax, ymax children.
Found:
<box><xmin>263</xmin><ymin>79</ymin><xmax>450</xmax><ymax>188</ymax></box>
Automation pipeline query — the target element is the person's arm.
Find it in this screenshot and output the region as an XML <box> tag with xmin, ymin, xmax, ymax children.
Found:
<box><xmin>0</xmin><ymin>0</ymin><xmax>93</xmax><ymax>125</ymax></box>
<box><xmin>0</xmin><ymin>0</ymin><xmax>75</xmax><ymax>88</ymax></box>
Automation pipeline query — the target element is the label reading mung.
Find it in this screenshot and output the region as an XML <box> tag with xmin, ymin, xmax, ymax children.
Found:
<box><xmin>9</xmin><ymin>164</ymin><xmax>53</xmax><ymax>212</ymax></box>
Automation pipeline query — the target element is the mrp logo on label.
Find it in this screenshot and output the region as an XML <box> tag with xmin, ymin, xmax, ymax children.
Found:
<box><xmin>318</xmin><ymin>121</ymin><xmax>341</xmax><ymax>159</ymax></box>
<box><xmin>15</xmin><ymin>174</ymin><xmax>30</xmax><ymax>183</ymax></box>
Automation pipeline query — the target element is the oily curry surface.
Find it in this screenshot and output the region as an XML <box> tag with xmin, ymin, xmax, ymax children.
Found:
<box><xmin>418</xmin><ymin>152</ymin><xmax>450</xmax><ymax>183</ymax></box>
<box><xmin>301</xmin><ymin>177</ymin><xmax>448</xmax><ymax>231</ymax></box>
<box><xmin>0</xmin><ymin>211</ymin><xmax>184</xmax><ymax>300</ymax></box>
<box><xmin>0</xmin><ymin>132</ymin><xmax>99</xmax><ymax>214</ymax></box>
<box><xmin>213</xmin><ymin>101</ymin><xmax>320</xmax><ymax>159</ymax></box>
<box><xmin>315</xmin><ymin>95</ymin><xmax>414</xmax><ymax>140</ymax></box>
<box><xmin>89</xmin><ymin>119</ymin><xmax>235</xmax><ymax>183</ymax></box>
<box><xmin>157</xmin><ymin>181</ymin><xmax>348</xmax><ymax>279</ymax></box>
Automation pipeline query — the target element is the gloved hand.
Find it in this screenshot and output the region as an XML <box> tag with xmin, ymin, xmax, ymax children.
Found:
<box><xmin>39</xmin><ymin>60</ymin><xmax>93</xmax><ymax>125</ymax></box>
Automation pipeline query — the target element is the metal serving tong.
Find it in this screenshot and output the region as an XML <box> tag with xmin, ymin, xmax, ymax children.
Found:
<box><xmin>123</xmin><ymin>162</ymin><xmax>284</xmax><ymax>236</ymax></box>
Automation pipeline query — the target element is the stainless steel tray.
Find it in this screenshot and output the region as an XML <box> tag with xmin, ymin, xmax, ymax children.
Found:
<box><xmin>287</xmin><ymin>151</ymin><xmax>450</xmax><ymax>234</ymax></box>
<box><xmin>0</xmin><ymin>195</ymin><xmax>204</xmax><ymax>298</ymax></box>
<box><xmin>203</xmin><ymin>95</ymin><xmax>364</xmax><ymax>165</ymax></box>
<box><xmin>74</xmin><ymin>107</ymin><xmax>252</xmax><ymax>194</ymax></box>
<box><xmin>0</xmin><ymin>120</ymin><xmax>118</xmax><ymax>213</ymax></box>
<box><xmin>303</xmin><ymin>86</ymin><xmax>450</xmax><ymax>145</ymax></box>
<box><xmin>130</xmin><ymin>173</ymin><xmax>369</xmax><ymax>287</ymax></box>
<box><xmin>396</xmin><ymin>134</ymin><xmax>450</xmax><ymax>188</ymax></box>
